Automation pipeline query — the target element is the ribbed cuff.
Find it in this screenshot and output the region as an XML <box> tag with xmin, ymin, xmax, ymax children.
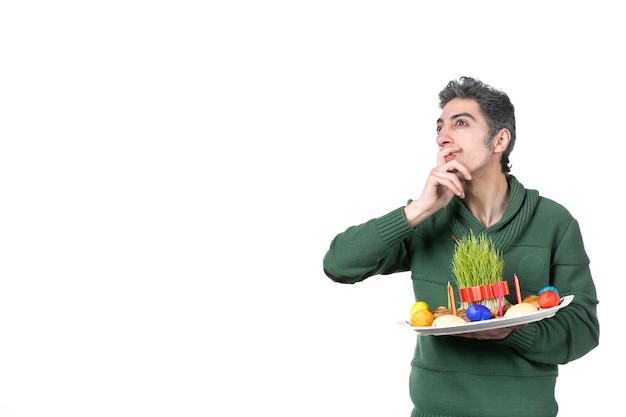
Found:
<box><xmin>375</xmin><ymin>206</ymin><xmax>414</xmax><ymax>246</ymax></box>
<box><xmin>498</xmin><ymin>323</ymin><xmax>538</xmax><ymax>352</ymax></box>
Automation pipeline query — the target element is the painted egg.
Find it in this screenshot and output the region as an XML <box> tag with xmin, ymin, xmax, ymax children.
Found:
<box><xmin>466</xmin><ymin>304</ymin><xmax>492</xmax><ymax>321</ymax></box>
<box><xmin>538</xmin><ymin>290</ymin><xmax>561</xmax><ymax>308</ymax></box>
<box><xmin>538</xmin><ymin>286</ymin><xmax>559</xmax><ymax>295</ymax></box>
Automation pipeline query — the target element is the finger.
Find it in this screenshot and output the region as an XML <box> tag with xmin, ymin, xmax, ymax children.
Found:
<box><xmin>436</xmin><ymin>146</ymin><xmax>460</xmax><ymax>166</ymax></box>
<box><xmin>452</xmin><ymin>164</ymin><xmax>472</xmax><ymax>181</ymax></box>
<box><xmin>435</xmin><ymin>160</ymin><xmax>472</xmax><ymax>182</ymax></box>
<box><xmin>430</xmin><ymin>170</ymin><xmax>465</xmax><ymax>197</ymax></box>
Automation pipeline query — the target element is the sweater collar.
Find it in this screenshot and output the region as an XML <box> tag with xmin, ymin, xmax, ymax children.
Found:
<box><xmin>448</xmin><ymin>175</ymin><xmax>539</xmax><ymax>251</ymax></box>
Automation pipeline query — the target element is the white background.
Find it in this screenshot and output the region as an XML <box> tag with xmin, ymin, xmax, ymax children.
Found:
<box><xmin>1</xmin><ymin>1</ymin><xmax>623</xmax><ymax>416</ymax></box>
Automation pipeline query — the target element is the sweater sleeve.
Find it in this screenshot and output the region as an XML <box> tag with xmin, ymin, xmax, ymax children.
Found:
<box><xmin>498</xmin><ymin>219</ymin><xmax>600</xmax><ymax>364</ymax></box>
<box><xmin>322</xmin><ymin>206</ymin><xmax>415</xmax><ymax>284</ymax></box>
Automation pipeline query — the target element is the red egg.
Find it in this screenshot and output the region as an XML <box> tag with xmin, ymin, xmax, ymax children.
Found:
<box><xmin>538</xmin><ymin>290</ymin><xmax>560</xmax><ymax>308</ymax></box>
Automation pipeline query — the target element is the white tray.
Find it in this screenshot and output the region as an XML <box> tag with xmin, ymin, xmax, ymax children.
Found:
<box><xmin>399</xmin><ymin>295</ymin><xmax>574</xmax><ymax>336</ymax></box>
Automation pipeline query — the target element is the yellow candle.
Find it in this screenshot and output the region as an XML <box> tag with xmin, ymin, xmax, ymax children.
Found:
<box><xmin>448</xmin><ymin>284</ymin><xmax>456</xmax><ymax>316</ymax></box>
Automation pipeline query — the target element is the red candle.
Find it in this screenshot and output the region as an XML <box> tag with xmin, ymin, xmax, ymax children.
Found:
<box><xmin>514</xmin><ymin>274</ymin><xmax>522</xmax><ymax>304</ymax></box>
<box><xmin>497</xmin><ymin>281</ymin><xmax>503</xmax><ymax>317</ymax></box>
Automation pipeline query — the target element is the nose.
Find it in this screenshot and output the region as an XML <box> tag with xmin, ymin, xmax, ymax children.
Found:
<box><xmin>436</xmin><ymin>126</ymin><xmax>453</xmax><ymax>147</ymax></box>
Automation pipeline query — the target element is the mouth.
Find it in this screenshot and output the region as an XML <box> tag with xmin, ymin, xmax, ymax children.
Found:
<box><xmin>444</xmin><ymin>153</ymin><xmax>456</xmax><ymax>162</ymax></box>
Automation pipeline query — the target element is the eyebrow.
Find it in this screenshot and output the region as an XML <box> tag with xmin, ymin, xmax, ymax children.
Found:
<box><xmin>436</xmin><ymin>112</ymin><xmax>477</xmax><ymax>124</ymax></box>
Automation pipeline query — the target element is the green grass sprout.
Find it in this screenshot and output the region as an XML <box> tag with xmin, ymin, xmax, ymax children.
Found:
<box><xmin>451</xmin><ymin>230</ymin><xmax>505</xmax><ymax>311</ymax></box>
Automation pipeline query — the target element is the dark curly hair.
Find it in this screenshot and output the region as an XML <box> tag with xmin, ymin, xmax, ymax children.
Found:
<box><xmin>439</xmin><ymin>77</ymin><xmax>516</xmax><ymax>174</ymax></box>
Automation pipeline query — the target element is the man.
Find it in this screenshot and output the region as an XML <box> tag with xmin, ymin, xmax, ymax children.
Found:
<box><xmin>323</xmin><ymin>77</ymin><xmax>599</xmax><ymax>417</ymax></box>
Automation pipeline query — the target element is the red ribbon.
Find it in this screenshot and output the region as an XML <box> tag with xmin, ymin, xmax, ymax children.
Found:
<box><xmin>459</xmin><ymin>282</ymin><xmax>510</xmax><ymax>303</ymax></box>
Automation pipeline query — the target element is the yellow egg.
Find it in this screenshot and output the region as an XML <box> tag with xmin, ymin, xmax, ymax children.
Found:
<box><xmin>410</xmin><ymin>301</ymin><xmax>431</xmax><ymax>318</ymax></box>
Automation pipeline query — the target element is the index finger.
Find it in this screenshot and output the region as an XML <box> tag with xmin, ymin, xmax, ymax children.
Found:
<box><xmin>437</xmin><ymin>146</ymin><xmax>460</xmax><ymax>166</ymax></box>
<box><xmin>434</xmin><ymin>159</ymin><xmax>472</xmax><ymax>182</ymax></box>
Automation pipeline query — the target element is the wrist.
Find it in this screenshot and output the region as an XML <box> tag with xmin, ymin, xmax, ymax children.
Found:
<box><xmin>403</xmin><ymin>199</ymin><xmax>432</xmax><ymax>228</ymax></box>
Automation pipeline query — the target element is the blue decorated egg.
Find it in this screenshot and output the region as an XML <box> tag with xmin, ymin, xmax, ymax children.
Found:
<box><xmin>466</xmin><ymin>304</ymin><xmax>492</xmax><ymax>321</ymax></box>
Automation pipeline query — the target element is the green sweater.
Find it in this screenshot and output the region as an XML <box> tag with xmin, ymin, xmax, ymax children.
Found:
<box><xmin>323</xmin><ymin>176</ymin><xmax>599</xmax><ymax>417</ymax></box>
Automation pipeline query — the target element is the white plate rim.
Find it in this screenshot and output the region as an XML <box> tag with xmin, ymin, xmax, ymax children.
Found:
<box><xmin>399</xmin><ymin>295</ymin><xmax>574</xmax><ymax>336</ymax></box>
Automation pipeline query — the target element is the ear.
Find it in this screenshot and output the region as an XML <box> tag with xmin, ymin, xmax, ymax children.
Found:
<box><xmin>492</xmin><ymin>128</ymin><xmax>511</xmax><ymax>154</ymax></box>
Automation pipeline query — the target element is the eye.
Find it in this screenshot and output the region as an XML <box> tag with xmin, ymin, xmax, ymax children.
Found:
<box><xmin>436</xmin><ymin>126</ymin><xmax>441</xmax><ymax>133</ymax></box>
<box><xmin>456</xmin><ymin>119</ymin><xmax>468</xmax><ymax>126</ymax></box>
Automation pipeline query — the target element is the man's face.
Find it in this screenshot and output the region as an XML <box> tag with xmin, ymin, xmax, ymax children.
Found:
<box><xmin>436</xmin><ymin>98</ymin><xmax>494</xmax><ymax>175</ymax></box>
